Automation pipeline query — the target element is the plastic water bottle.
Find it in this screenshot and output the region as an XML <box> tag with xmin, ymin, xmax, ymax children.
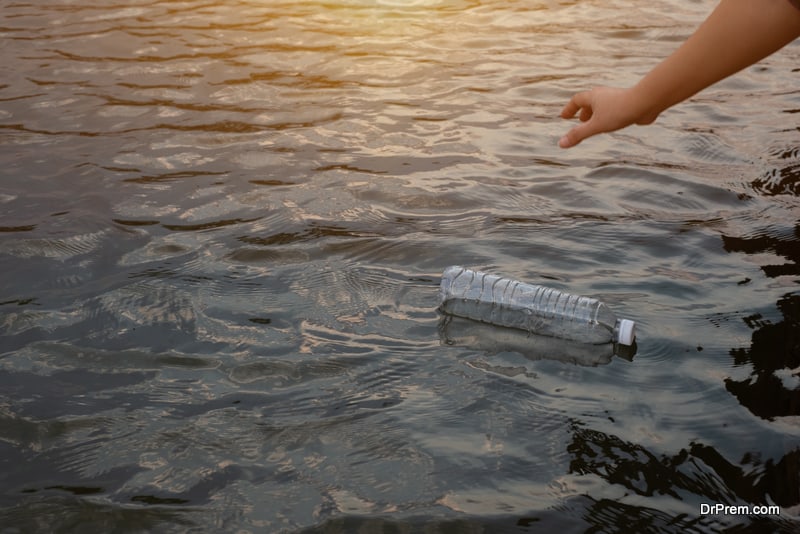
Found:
<box><xmin>438</xmin><ymin>266</ymin><xmax>636</xmax><ymax>346</ymax></box>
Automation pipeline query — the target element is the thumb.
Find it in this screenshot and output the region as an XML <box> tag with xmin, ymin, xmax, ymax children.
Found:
<box><xmin>559</xmin><ymin>122</ymin><xmax>595</xmax><ymax>149</ymax></box>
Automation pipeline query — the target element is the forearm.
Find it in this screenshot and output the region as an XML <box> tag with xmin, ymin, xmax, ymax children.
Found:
<box><xmin>558</xmin><ymin>0</ymin><xmax>800</xmax><ymax>148</ymax></box>
<box><xmin>632</xmin><ymin>0</ymin><xmax>800</xmax><ymax>121</ymax></box>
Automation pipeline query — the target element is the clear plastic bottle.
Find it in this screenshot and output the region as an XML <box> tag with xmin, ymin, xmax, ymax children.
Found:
<box><xmin>438</xmin><ymin>266</ymin><xmax>635</xmax><ymax>346</ymax></box>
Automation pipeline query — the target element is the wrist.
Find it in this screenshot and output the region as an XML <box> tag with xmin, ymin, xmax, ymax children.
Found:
<box><xmin>628</xmin><ymin>82</ymin><xmax>664</xmax><ymax>126</ymax></box>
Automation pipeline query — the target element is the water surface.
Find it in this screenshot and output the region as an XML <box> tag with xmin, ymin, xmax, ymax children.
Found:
<box><xmin>2</xmin><ymin>0</ymin><xmax>800</xmax><ymax>532</ymax></box>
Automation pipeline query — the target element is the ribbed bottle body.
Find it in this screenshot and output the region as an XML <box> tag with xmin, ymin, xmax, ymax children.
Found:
<box><xmin>438</xmin><ymin>266</ymin><xmax>619</xmax><ymax>344</ymax></box>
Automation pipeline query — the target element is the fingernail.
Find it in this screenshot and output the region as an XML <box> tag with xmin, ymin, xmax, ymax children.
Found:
<box><xmin>558</xmin><ymin>136</ymin><xmax>569</xmax><ymax>148</ymax></box>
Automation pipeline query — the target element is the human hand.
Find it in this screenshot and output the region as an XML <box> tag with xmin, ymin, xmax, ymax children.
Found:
<box><xmin>558</xmin><ymin>86</ymin><xmax>657</xmax><ymax>148</ymax></box>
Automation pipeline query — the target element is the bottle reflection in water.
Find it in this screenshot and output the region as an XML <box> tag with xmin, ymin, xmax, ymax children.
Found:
<box><xmin>439</xmin><ymin>315</ymin><xmax>636</xmax><ymax>366</ymax></box>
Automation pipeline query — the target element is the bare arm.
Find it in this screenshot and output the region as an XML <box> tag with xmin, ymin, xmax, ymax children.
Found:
<box><xmin>559</xmin><ymin>0</ymin><xmax>800</xmax><ymax>148</ymax></box>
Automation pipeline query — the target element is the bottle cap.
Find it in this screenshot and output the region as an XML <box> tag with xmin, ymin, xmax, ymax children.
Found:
<box><xmin>616</xmin><ymin>319</ymin><xmax>636</xmax><ymax>346</ymax></box>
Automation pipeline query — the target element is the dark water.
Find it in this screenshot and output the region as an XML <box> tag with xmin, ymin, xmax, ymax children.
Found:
<box><xmin>1</xmin><ymin>0</ymin><xmax>799</xmax><ymax>532</ymax></box>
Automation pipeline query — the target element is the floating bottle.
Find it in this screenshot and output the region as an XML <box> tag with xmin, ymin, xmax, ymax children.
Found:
<box><xmin>438</xmin><ymin>266</ymin><xmax>635</xmax><ymax>346</ymax></box>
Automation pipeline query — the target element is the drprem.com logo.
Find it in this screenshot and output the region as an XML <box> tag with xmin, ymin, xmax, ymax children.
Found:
<box><xmin>700</xmin><ymin>503</ymin><xmax>781</xmax><ymax>516</ymax></box>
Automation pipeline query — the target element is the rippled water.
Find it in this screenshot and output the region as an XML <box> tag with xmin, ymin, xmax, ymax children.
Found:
<box><xmin>2</xmin><ymin>0</ymin><xmax>800</xmax><ymax>532</ymax></box>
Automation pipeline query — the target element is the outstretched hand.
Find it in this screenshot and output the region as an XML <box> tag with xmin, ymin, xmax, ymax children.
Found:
<box><xmin>557</xmin><ymin>0</ymin><xmax>800</xmax><ymax>149</ymax></box>
<box><xmin>558</xmin><ymin>86</ymin><xmax>657</xmax><ymax>148</ymax></box>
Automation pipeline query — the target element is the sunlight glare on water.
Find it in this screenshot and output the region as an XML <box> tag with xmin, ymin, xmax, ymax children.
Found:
<box><xmin>1</xmin><ymin>0</ymin><xmax>800</xmax><ymax>532</ymax></box>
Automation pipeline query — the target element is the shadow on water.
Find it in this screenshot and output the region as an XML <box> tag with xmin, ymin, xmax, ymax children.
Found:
<box><xmin>724</xmin><ymin>293</ymin><xmax>800</xmax><ymax>421</ymax></box>
<box><xmin>722</xmin><ymin>164</ymin><xmax>800</xmax><ymax>421</ymax></box>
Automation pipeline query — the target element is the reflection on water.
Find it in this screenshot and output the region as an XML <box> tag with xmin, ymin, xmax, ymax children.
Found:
<box><xmin>438</xmin><ymin>315</ymin><xmax>637</xmax><ymax>366</ymax></box>
<box><xmin>1</xmin><ymin>0</ymin><xmax>800</xmax><ymax>532</ymax></box>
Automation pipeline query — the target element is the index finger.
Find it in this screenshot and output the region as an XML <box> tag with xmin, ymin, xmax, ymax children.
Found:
<box><xmin>560</xmin><ymin>90</ymin><xmax>591</xmax><ymax>119</ymax></box>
